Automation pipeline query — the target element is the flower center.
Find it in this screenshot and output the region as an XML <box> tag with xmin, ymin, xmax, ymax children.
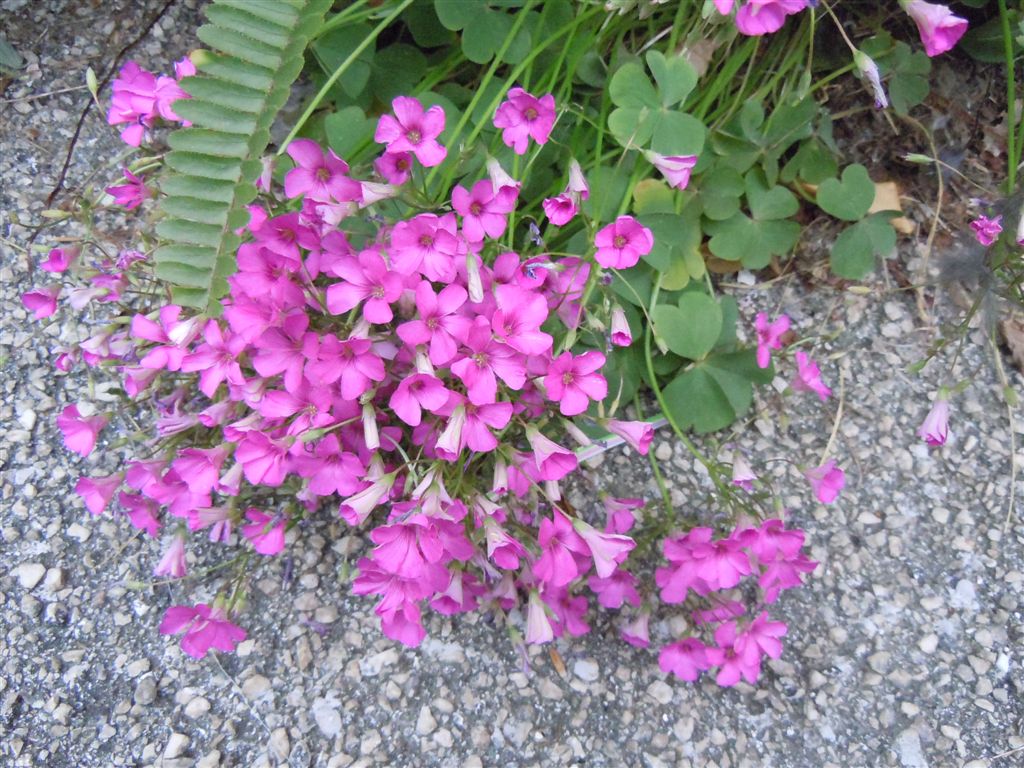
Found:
<box><xmin>524</xmin><ymin>108</ymin><xmax>537</xmax><ymax>120</ymax></box>
<box><xmin>613</xmin><ymin>235</ymin><xmax>627</xmax><ymax>248</ymax></box>
<box><xmin>426</xmin><ymin>317</ymin><xmax>439</xmax><ymax>330</ymax></box>
<box><xmin>316</xmin><ymin>167</ymin><xmax>331</xmax><ymax>181</ymax></box>
<box><xmin>418</xmin><ymin>234</ymin><xmax>435</xmax><ymax>248</ymax></box>
<box><xmin>470</xmin><ymin>202</ymin><xmax>482</xmax><ymax>216</ymax></box>
<box><xmin>562</xmin><ymin>372</ymin><xmax>575</xmax><ymax>385</ymax></box>
<box><xmin>473</xmin><ymin>352</ymin><xmax>487</xmax><ymax>367</ymax></box>
<box><xmin>372</xmin><ymin>285</ymin><xmax>385</xmax><ymax>298</ymax></box>
<box><xmin>406</xmin><ymin>129</ymin><xmax>421</xmax><ymax>144</ymax></box>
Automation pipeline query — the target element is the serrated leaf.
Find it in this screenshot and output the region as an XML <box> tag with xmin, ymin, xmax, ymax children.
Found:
<box><xmin>816</xmin><ymin>164</ymin><xmax>874</xmax><ymax>221</ymax></box>
<box><xmin>157</xmin><ymin>0</ymin><xmax>332</xmax><ymax>312</ymax></box>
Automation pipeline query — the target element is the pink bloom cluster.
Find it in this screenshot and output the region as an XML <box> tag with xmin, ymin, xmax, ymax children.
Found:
<box><xmin>656</xmin><ymin>519</ymin><xmax>816</xmax><ymax>685</ymax></box>
<box><xmin>41</xmin><ymin>89</ymin><xmax>677</xmax><ymax>657</ymax></box>
<box><xmin>107</xmin><ymin>57</ymin><xmax>195</xmax><ymax>146</ymax></box>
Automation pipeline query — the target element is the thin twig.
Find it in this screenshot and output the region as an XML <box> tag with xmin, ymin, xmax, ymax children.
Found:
<box><xmin>0</xmin><ymin>84</ymin><xmax>89</xmax><ymax>103</ymax></box>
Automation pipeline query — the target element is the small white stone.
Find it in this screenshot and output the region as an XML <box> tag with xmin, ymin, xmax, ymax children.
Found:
<box><xmin>268</xmin><ymin>728</ymin><xmax>289</xmax><ymax>761</ymax></box>
<box><xmin>918</xmin><ymin>634</ymin><xmax>938</xmax><ymax>654</ymax></box>
<box><xmin>67</xmin><ymin>523</ymin><xmax>91</xmax><ymax>542</ymax></box>
<box><xmin>416</xmin><ymin>705</ymin><xmax>437</xmax><ymax>736</ymax></box>
<box><xmin>647</xmin><ymin>681</ymin><xmax>673</xmax><ymax>705</ymax></box>
<box><xmin>241</xmin><ymin>675</ymin><xmax>271</xmax><ymax>700</ymax></box>
<box><xmin>43</xmin><ymin>567</ymin><xmax>64</xmax><ymax>591</ymax></box>
<box><xmin>17</xmin><ymin>409</ymin><xmax>36</xmax><ymax>430</ymax></box>
<box><xmin>16</xmin><ymin>563</ymin><xmax>46</xmax><ymax>590</ymax></box>
<box><xmin>572</xmin><ymin>658</ymin><xmax>599</xmax><ymax>682</ymax></box>
<box><xmin>164</xmin><ymin>732</ymin><xmax>190</xmax><ymax>759</ymax></box>
<box><xmin>185</xmin><ymin>697</ymin><xmax>210</xmax><ymax>718</ymax></box>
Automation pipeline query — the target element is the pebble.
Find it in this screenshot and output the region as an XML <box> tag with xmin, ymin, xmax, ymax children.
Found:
<box><xmin>241</xmin><ymin>675</ymin><xmax>271</xmax><ymax>700</ymax></box>
<box><xmin>896</xmin><ymin>728</ymin><xmax>927</xmax><ymax>768</ymax></box>
<box><xmin>918</xmin><ymin>634</ymin><xmax>938</xmax><ymax>654</ymax></box>
<box><xmin>185</xmin><ymin>697</ymin><xmax>211</xmax><ymax>718</ymax></box>
<box><xmin>197</xmin><ymin>751</ymin><xmax>222</xmax><ymax>768</ymax></box>
<box><xmin>16</xmin><ymin>409</ymin><xmax>36</xmax><ymax>430</ymax></box>
<box><xmin>359</xmin><ymin>730</ymin><xmax>381</xmax><ymax>755</ymax></box>
<box><xmin>573</xmin><ymin>658</ymin><xmax>599</xmax><ymax>682</ymax></box>
<box><xmin>311</xmin><ymin>697</ymin><xmax>342</xmax><ymax>738</ymax></box>
<box><xmin>416</xmin><ymin>705</ymin><xmax>437</xmax><ymax>736</ymax></box>
<box><xmin>647</xmin><ymin>681</ymin><xmax>673</xmax><ymax>705</ymax></box>
<box><xmin>15</xmin><ymin>562</ymin><xmax>45</xmax><ymax>589</ymax></box>
<box><xmin>164</xmin><ymin>732</ymin><xmax>190</xmax><ymax>759</ymax></box>
<box><xmin>43</xmin><ymin>567</ymin><xmax>64</xmax><ymax>591</ymax></box>
<box><xmin>66</xmin><ymin>523</ymin><xmax>90</xmax><ymax>542</ymax></box>
<box><xmin>268</xmin><ymin>728</ymin><xmax>289</xmax><ymax>761</ymax></box>
<box><xmin>538</xmin><ymin>678</ymin><xmax>563</xmax><ymax>700</ymax></box>
<box><xmin>133</xmin><ymin>677</ymin><xmax>157</xmax><ymax>706</ymax></box>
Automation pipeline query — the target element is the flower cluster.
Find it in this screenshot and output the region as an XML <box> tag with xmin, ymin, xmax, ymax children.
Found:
<box><xmin>106</xmin><ymin>57</ymin><xmax>195</xmax><ymax>146</ymax></box>
<box><xmin>655</xmin><ymin>519</ymin><xmax>816</xmax><ymax>685</ymax></box>
<box><xmin>28</xmin><ymin>61</ymin><xmax>832</xmax><ymax>678</ymax></box>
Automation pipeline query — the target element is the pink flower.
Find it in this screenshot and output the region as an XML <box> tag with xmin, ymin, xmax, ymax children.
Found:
<box><xmin>791</xmin><ymin>350</ymin><xmax>831</xmax><ymax>401</ymax></box>
<box><xmin>604</xmin><ymin>497</ymin><xmax>642</xmax><ymax>534</ymax></box>
<box><xmin>644</xmin><ymin>151</ymin><xmax>698</xmax><ymax>190</ymax></box>
<box><xmin>525</xmin><ymin>426</ymin><xmax>578</xmax><ymax>481</ymax></box>
<box><xmin>284</xmin><ymin>138</ymin><xmax>362</xmax><ymax>201</ymax></box>
<box><xmin>493</xmin><ymin>87</ymin><xmax>557</xmax><ymax>155</ymax></box>
<box><xmin>398</xmin><ymin>281</ymin><xmax>470</xmax><ymax>366</ymax></box>
<box><xmin>106</xmin><ymin>61</ymin><xmax>157</xmax><ymax>146</ymax></box>
<box><xmin>620</xmin><ymin>612</ymin><xmax>650</xmax><ymax>648</ymax></box>
<box><xmin>575</xmin><ymin>520</ymin><xmax>636</xmax><ymax>578</ymax></box>
<box><xmin>159</xmin><ymin>604</ymin><xmax>247</xmax><ymax>659</ymax></box>
<box><xmin>854</xmin><ymin>49</ymin><xmax>889</xmax><ymax>109</ymax></box>
<box><xmin>106</xmin><ymin>169</ymin><xmax>148</xmax><ymax>209</ymax></box>
<box><xmin>57</xmin><ymin>405</ymin><xmax>108</xmax><ymax>456</ymax></box>
<box><xmin>734</xmin><ymin>0</ymin><xmax>808</xmax><ymax>37</ymax></box>
<box><xmin>241</xmin><ymin>509</ymin><xmax>286</xmax><ymax>555</ymax></box>
<box><xmin>154</xmin><ymin>536</ymin><xmax>188</xmax><ymax>578</ymax></box>
<box><xmin>325</xmin><ymin>248</ymin><xmax>404</xmax><ymax>323</ymax></box>
<box><xmin>713</xmin><ymin>0</ymin><xmax>735</xmax><ymax>12</ymax></box>
<box><xmin>604</xmin><ymin>419</ymin><xmax>654</xmax><ymax>455</ymax></box>
<box><xmin>40</xmin><ymin>247</ymin><xmax>77</xmax><ymax>273</ymax></box>
<box><xmin>544</xmin><ymin>350</ymin><xmax>607</xmax><ymax>416</ymax></box>
<box><xmin>659</xmin><ymin>638</ymin><xmax>712</xmax><ymax>682</ymax></box>
<box><xmin>452</xmin><ymin>180</ymin><xmax>517</xmax><ymax>243</ymax></box>
<box><xmin>449</xmin><ymin>318</ymin><xmax>526</xmax><ymax>405</ymax></box>
<box><xmin>755</xmin><ymin>312</ymin><xmax>790</xmax><ymax>369</ymax></box>
<box><xmin>22</xmin><ymin>285</ymin><xmax>60</xmax><ymax>319</ymax></box>
<box><xmin>118</xmin><ymin>492</ymin><xmax>161</xmax><ymax>537</ymax></box>
<box><xmin>588</xmin><ymin>570</ymin><xmax>640</xmax><ymax>608</ymax></box>
<box><xmin>594</xmin><ymin>216</ymin><xmax>654</xmax><ymax>269</ymax></box>
<box><xmin>491</xmin><ymin>284</ymin><xmax>553</xmax><ymax>356</ymax></box>
<box><xmin>389</xmin><ymin>213</ymin><xmax>461</xmax><ymax>281</ymax></box>
<box><xmin>610</xmin><ymin>306</ymin><xmax>632</xmax><ymax>347</ymax></box>
<box><xmin>917</xmin><ymin>395</ymin><xmax>950</xmax><ymax>447</ymax></box>
<box><xmin>235</xmin><ymin>432</ymin><xmax>291</xmax><ymax>487</ymax></box>
<box><xmin>542</xmin><ymin>193</ymin><xmax>577</xmax><ymax>226</ymax></box>
<box><xmin>902</xmin><ymin>0</ymin><xmax>968</xmax><ymax>57</ymax></box>
<box><xmin>389</xmin><ymin>373</ymin><xmax>450</xmax><ymax>427</ymax></box>
<box><xmin>731</xmin><ymin>451</ymin><xmax>756</xmax><ymax>490</ymax></box>
<box><xmin>804</xmin><ymin>459</ymin><xmax>845</xmax><ymax>504</ymax></box>
<box><xmin>533</xmin><ymin>511</ymin><xmax>590</xmax><ymax>587</ymax></box>
<box><xmin>525</xmin><ymin>591</ymin><xmax>554</xmax><ymax>644</ymax></box>
<box><xmin>374</xmin><ymin>96</ymin><xmax>447</xmax><ymax>167</ymax></box>
<box><xmin>75</xmin><ymin>473</ymin><xmax>122</xmax><ymax>515</ymax></box>
<box><xmin>970</xmin><ymin>215</ymin><xmax>1002</xmax><ymax>247</ymax></box>
<box><xmin>374</xmin><ymin>151</ymin><xmax>413</xmax><ymax>184</ymax></box>
<box><xmin>483</xmin><ymin>518</ymin><xmax>527</xmax><ymax>569</ymax></box>
<box><xmin>339</xmin><ymin>472</ymin><xmax>397</xmax><ymax>526</ymax></box>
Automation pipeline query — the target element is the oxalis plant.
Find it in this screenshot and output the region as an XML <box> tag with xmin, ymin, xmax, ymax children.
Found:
<box><xmin>20</xmin><ymin>0</ymin><xmax>982</xmax><ymax>687</ymax></box>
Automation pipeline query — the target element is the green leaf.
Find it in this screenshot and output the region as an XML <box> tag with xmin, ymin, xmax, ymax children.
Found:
<box><xmin>745</xmin><ymin>168</ymin><xmax>798</xmax><ymax>220</ymax></box>
<box><xmin>962</xmin><ymin>12</ymin><xmax>1021</xmax><ymax>62</ymax></box>
<box><xmin>582</xmin><ymin>165</ymin><xmax>631</xmax><ymax>221</ymax></box>
<box><xmin>645</xmin><ymin>50</ymin><xmax>697</xmax><ymax>107</ymax></box>
<box><xmin>313</xmin><ymin>22</ymin><xmax>374</xmax><ymax>98</ymax></box>
<box><xmin>652</xmin><ymin>292</ymin><xmax>722</xmax><ymax>360</ymax></box>
<box><xmin>781</xmin><ymin>139</ymin><xmax>837</xmax><ymax>185</ymax></box>
<box><xmin>661</xmin><ymin>349</ymin><xmax>770</xmax><ymax>433</ymax></box>
<box><xmin>324</xmin><ymin>106</ymin><xmax>375</xmax><ymax>160</ymax></box>
<box><xmin>632</xmin><ymin>179</ymin><xmax>675</xmax><ymax>215</ymax></box>
<box><xmin>705</xmin><ymin>213</ymin><xmax>801</xmax><ymax>268</ymax></box>
<box><xmin>370</xmin><ymin>44</ymin><xmax>427</xmax><ymax>103</ymax></box>
<box><xmin>830</xmin><ymin>213</ymin><xmax>897</xmax><ymax>279</ymax></box>
<box><xmin>816</xmin><ymin>164</ymin><xmax>874</xmax><ymax>221</ymax></box>
<box><xmin>433</xmin><ymin>0</ymin><xmax>473</xmax><ymax>30</ymax></box>
<box><xmin>609</xmin><ymin>61</ymin><xmax>659</xmax><ymax>109</ymax></box>
<box><xmin>157</xmin><ymin>0</ymin><xmax>332</xmax><ymax>312</ymax></box>
<box><xmin>650</xmin><ymin>110</ymin><xmax>706</xmax><ymax>157</ymax></box>
<box><xmin>404</xmin><ymin>2</ymin><xmax>454</xmax><ymax>47</ymax></box>
<box><xmin>697</xmin><ymin>165</ymin><xmax>744</xmax><ymax>221</ymax></box>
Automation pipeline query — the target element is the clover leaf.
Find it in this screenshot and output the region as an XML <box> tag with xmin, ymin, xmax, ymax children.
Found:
<box><xmin>830</xmin><ymin>212</ymin><xmax>897</xmax><ymax>279</ymax></box>
<box><xmin>816</xmin><ymin>164</ymin><xmax>874</xmax><ymax>221</ymax></box>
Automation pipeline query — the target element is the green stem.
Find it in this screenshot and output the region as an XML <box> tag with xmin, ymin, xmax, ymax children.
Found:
<box><xmin>998</xmin><ymin>0</ymin><xmax>1019</xmax><ymax>192</ymax></box>
<box><xmin>278</xmin><ymin>0</ymin><xmax>415</xmax><ymax>153</ymax></box>
<box><xmin>312</xmin><ymin>0</ymin><xmax>372</xmax><ymax>39</ymax></box>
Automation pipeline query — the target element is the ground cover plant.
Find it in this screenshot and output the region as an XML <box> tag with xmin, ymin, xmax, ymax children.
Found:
<box><xmin>19</xmin><ymin>0</ymin><xmax>1020</xmax><ymax>688</ymax></box>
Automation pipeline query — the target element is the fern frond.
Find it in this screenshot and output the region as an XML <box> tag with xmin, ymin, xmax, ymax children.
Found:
<box><xmin>155</xmin><ymin>0</ymin><xmax>331</xmax><ymax>313</ymax></box>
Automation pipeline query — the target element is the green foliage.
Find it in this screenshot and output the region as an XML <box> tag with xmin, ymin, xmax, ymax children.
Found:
<box><xmin>860</xmin><ymin>33</ymin><xmax>930</xmax><ymax>116</ymax></box>
<box><xmin>156</xmin><ymin>0</ymin><xmax>331</xmax><ymax>312</ymax></box>
<box><xmin>816</xmin><ymin>164</ymin><xmax>874</xmax><ymax>221</ymax></box>
<box><xmin>830</xmin><ymin>212</ymin><xmax>897</xmax><ymax>279</ymax></box>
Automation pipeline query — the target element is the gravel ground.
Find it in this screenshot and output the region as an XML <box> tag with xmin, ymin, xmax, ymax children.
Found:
<box><xmin>1</xmin><ymin>2</ymin><xmax>1022</xmax><ymax>767</ymax></box>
